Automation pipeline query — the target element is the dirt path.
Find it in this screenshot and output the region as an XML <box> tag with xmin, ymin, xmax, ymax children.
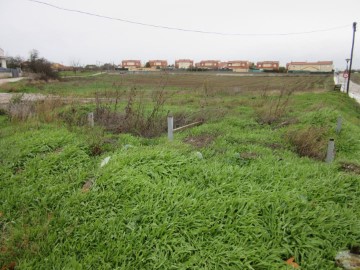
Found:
<box><xmin>0</xmin><ymin>93</ymin><xmax>48</xmax><ymax>105</ymax></box>
<box><xmin>0</xmin><ymin>93</ymin><xmax>114</xmax><ymax>106</ymax></box>
<box><xmin>60</xmin><ymin>72</ymin><xmax>105</xmax><ymax>78</ymax></box>
<box><xmin>0</xmin><ymin>77</ymin><xmax>26</xmax><ymax>86</ymax></box>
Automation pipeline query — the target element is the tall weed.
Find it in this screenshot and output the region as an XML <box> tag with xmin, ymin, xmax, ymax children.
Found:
<box><xmin>255</xmin><ymin>87</ymin><xmax>294</xmax><ymax>125</ymax></box>
<box><xmin>95</xmin><ymin>86</ymin><xmax>170</xmax><ymax>137</ymax></box>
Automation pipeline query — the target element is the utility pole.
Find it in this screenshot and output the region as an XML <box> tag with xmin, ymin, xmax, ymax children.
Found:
<box><xmin>346</xmin><ymin>22</ymin><xmax>357</xmax><ymax>94</ymax></box>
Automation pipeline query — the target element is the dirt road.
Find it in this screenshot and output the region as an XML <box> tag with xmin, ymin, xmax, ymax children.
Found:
<box><xmin>0</xmin><ymin>77</ymin><xmax>26</xmax><ymax>86</ymax></box>
<box><xmin>0</xmin><ymin>93</ymin><xmax>48</xmax><ymax>105</ymax></box>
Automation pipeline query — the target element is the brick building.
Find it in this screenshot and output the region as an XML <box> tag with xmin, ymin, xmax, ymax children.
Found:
<box><xmin>195</xmin><ymin>60</ymin><xmax>220</xmax><ymax>69</ymax></box>
<box><xmin>257</xmin><ymin>61</ymin><xmax>279</xmax><ymax>71</ymax></box>
<box><xmin>148</xmin><ymin>60</ymin><xmax>168</xmax><ymax>69</ymax></box>
<box><xmin>122</xmin><ymin>60</ymin><xmax>141</xmax><ymax>70</ymax></box>
<box><xmin>227</xmin><ymin>61</ymin><xmax>250</xmax><ymax>72</ymax></box>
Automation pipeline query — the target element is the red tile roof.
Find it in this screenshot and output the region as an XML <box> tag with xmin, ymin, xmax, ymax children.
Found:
<box><xmin>199</xmin><ymin>60</ymin><xmax>220</xmax><ymax>63</ymax></box>
<box><xmin>257</xmin><ymin>61</ymin><xmax>279</xmax><ymax>64</ymax></box>
<box><xmin>175</xmin><ymin>59</ymin><xmax>193</xmax><ymax>63</ymax></box>
<box><xmin>227</xmin><ymin>60</ymin><xmax>249</xmax><ymax>64</ymax></box>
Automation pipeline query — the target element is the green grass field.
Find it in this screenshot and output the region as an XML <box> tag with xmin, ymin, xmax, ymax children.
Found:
<box><xmin>1</xmin><ymin>73</ymin><xmax>360</xmax><ymax>269</ymax></box>
<box><xmin>58</xmin><ymin>70</ymin><xmax>101</xmax><ymax>78</ymax></box>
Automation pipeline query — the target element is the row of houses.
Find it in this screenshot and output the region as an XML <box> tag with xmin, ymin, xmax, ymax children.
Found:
<box><xmin>121</xmin><ymin>59</ymin><xmax>334</xmax><ymax>73</ymax></box>
<box><xmin>0</xmin><ymin>46</ymin><xmax>334</xmax><ymax>74</ymax></box>
<box><xmin>122</xmin><ymin>59</ymin><xmax>279</xmax><ymax>72</ymax></box>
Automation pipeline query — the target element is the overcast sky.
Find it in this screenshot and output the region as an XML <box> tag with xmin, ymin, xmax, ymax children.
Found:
<box><xmin>1</xmin><ymin>0</ymin><xmax>360</xmax><ymax>69</ymax></box>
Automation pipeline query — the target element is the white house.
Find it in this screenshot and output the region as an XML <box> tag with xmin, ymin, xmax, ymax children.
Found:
<box><xmin>175</xmin><ymin>59</ymin><xmax>193</xmax><ymax>69</ymax></box>
<box><xmin>0</xmin><ymin>48</ymin><xmax>7</xmax><ymax>68</ymax></box>
<box><xmin>286</xmin><ymin>61</ymin><xmax>333</xmax><ymax>73</ymax></box>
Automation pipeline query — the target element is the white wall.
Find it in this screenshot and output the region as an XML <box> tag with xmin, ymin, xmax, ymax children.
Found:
<box><xmin>1</xmin><ymin>59</ymin><xmax>7</xmax><ymax>68</ymax></box>
<box><xmin>178</xmin><ymin>62</ymin><xmax>191</xmax><ymax>69</ymax></box>
<box><xmin>0</xmin><ymin>72</ymin><xmax>12</xmax><ymax>78</ymax></box>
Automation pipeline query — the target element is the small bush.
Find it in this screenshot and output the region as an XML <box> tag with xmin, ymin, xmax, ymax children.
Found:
<box><xmin>286</xmin><ymin>127</ymin><xmax>327</xmax><ymax>160</ymax></box>
<box><xmin>94</xmin><ymin>87</ymin><xmax>170</xmax><ymax>138</ymax></box>
<box><xmin>255</xmin><ymin>88</ymin><xmax>294</xmax><ymax>125</ymax></box>
<box><xmin>27</xmin><ymin>50</ymin><xmax>59</xmax><ymax>81</ymax></box>
<box><xmin>85</xmin><ymin>128</ymin><xmax>107</xmax><ymax>156</ymax></box>
<box><xmin>0</xmin><ymin>107</ymin><xmax>7</xmax><ymax>115</ymax></box>
<box><xmin>58</xmin><ymin>104</ymin><xmax>91</xmax><ymax>127</ymax></box>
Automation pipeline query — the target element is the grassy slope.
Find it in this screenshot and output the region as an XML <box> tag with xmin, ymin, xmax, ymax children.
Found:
<box><xmin>1</xmin><ymin>80</ymin><xmax>360</xmax><ymax>269</ymax></box>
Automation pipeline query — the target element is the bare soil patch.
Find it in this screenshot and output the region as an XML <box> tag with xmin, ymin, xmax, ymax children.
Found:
<box><xmin>240</xmin><ymin>152</ymin><xmax>259</xmax><ymax>159</ymax></box>
<box><xmin>340</xmin><ymin>162</ymin><xmax>360</xmax><ymax>174</ymax></box>
<box><xmin>183</xmin><ymin>134</ymin><xmax>216</xmax><ymax>148</ymax></box>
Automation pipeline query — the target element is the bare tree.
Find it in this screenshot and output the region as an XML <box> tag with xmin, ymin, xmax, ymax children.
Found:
<box><xmin>28</xmin><ymin>49</ymin><xmax>58</xmax><ymax>81</ymax></box>
<box><xmin>71</xmin><ymin>59</ymin><xmax>81</xmax><ymax>74</ymax></box>
<box><xmin>7</xmin><ymin>56</ymin><xmax>24</xmax><ymax>69</ymax></box>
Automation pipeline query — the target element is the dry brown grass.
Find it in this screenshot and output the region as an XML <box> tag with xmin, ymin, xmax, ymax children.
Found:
<box><xmin>7</xmin><ymin>101</ymin><xmax>35</xmax><ymax>121</ymax></box>
<box><xmin>183</xmin><ymin>134</ymin><xmax>216</xmax><ymax>148</ymax></box>
<box><xmin>115</xmin><ymin>73</ymin><xmax>332</xmax><ymax>93</ymax></box>
<box><xmin>34</xmin><ymin>98</ymin><xmax>64</xmax><ymax>122</ymax></box>
<box><xmin>286</xmin><ymin>127</ymin><xmax>328</xmax><ymax>160</ymax></box>
<box><xmin>6</xmin><ymin>95</ymin><xmax>65</xmax><ymax>122</ymax></box>
<box><xmin>340</xmin><ymin>162</ymin><xmax>360</xmax><ymax>174</ymax></box>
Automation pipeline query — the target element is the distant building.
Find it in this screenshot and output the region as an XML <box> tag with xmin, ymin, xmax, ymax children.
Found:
<box><xmin>175</xmin><ymin>59</ymin><xmax>193</xmax><ymax>69</ymax></box>
<box><xmin>148</xmin><ymin>60</ymin><xmax>168</xmax><ymax>69</ymax></box>
<box><xmin>218</xmin><ymin>62</ymin><xmax>228</xmax><ymax>69</ymax></box>
<box><xmin>85</xmin><ymin>64</ymin><xmax>98</xmax><ymax>70</ymax></box>
<box><xmin>227</xmin><ymin>60</ymin><xmax>250</xmax><ymax>72</ymax></box>
<box><xmin>51</xmin><ymin>63</ymin><xmax>71</xmax><ymax>71</ymax></box>
<box><xmin>122</xmin><ymin>60</ymin><xmax>141</xmax><ymax>70</ymax></box>
<box><xmin>257</xmin><ymin>61</ymin><xmax>279</xmax><ymax>71</ymax></box>
<box><xmin>195</xmin><ymin>60</ymin><xmax>220</xmax><ymax>69</ymax></box>
<box><xmin>286</xmin><ymin>61</ymin><xmax>333</xmax><ymax>73</ymax></box>
<box><xmin>0</xmin><ymin>48</ymin><xmax>7</xmax><ymax>68</ymax></box>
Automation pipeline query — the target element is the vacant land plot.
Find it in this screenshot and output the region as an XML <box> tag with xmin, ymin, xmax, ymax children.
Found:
<box><xmin>58</xmin><ymin>70</ymin><xmax>101</xmax><ymax>77</ymax></box>
<box><xmin>1</xmin><ymin>73</ymin><xmax>360</xmax><ymax>269</ymax></box>
<box><xmin>0</xmin><ymin>72</ymin><xmax>333</xmax><ymax>97</ymax></box>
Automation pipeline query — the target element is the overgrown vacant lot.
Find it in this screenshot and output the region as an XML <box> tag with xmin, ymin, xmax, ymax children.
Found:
<box><xmin>1</xmin><ymin>73</ymin><xmax>360</xmax><ymax>269</ymax></box>
<box><xmin>0</xmin><ymin>72</ymin><xmax>333</xmax><ymax>97</ymax></box>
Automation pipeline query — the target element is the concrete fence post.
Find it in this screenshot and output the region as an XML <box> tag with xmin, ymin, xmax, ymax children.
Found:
<box><xmin>88</xmin><ymin>112</ymin><xmax>94</xmax><ymax>127</ymax></box>
<box><xmin>325</xmin><ymin>138</ymin><xmax>335</xmax><ymax>163</ymax></box>
<box><xmin>167</xmin><ymin>115</ymin><xmax>173</xmax><ymax>141</ymax></box>
<box><xmin>336</xmin><ymin>117</ymin><xmax>342</xmax><ymax>134</ymax></box>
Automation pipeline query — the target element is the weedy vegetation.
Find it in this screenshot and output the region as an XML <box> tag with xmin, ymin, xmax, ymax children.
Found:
<box><xmin>1</xmin><ymin>72</ymin><xmax>360</xmax><ymax>269</ymax></box>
